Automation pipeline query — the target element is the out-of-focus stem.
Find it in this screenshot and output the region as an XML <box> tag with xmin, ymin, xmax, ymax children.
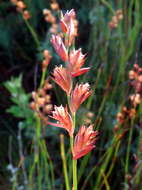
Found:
<box><xmin>24</xmin><ymin>19</ymin><xmax>40</xmax><ymax>47</ymax></box>
<box><xmin>124</xmin><ymin>119</ymin><xmax>134</xmax><ymax>187</ymax></box>
<box><xmin>60</xmin><ymin>134</ymin><xmax>70</xmax><ymax>190</ymax></box>
<box><xmin>39</xmin><ymin>70</ymin><xmax>46</xmax><ymax>88</ymax></box>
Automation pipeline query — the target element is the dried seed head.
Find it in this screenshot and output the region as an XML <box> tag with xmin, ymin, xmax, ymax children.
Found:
<box><xmin>117</xmin><ymin>14</ymin><xmax>123</xmax><ymax>20</ymax></box>
<box><xmin>32</xmin><ymin>91</ymin><xmax>37</xmax><ymax>99</ymax></box>
<box><xmin>39</xmin><ymin>89</ymin><xmax>46</xmax><ymax>97</ymax></box>
<box><xmin>36</xmin><ymin>97</ymin><xmax>45</xmax><ymax>107</ymax></box>
<box><xmin>84</xmin><ymin>118</ymin><xmax>92</xmax><ymax>125</ymax></box>
<box><xmin>122</xmin><ymin>106</ymin><xmax>127</xmax><ymax>112</ymax></box>
<box><xmin>129</xmin><ymin>108</ymin><xmax>136</xmax><ymax>118</ymax></box>
<box><xmin>130</xmin><ymin>93</ymin><xmax>141</xmax><ymax>105</ymax></box>
<box><xmin>112</xmin><ymin>16</ymin><xmax>118</xmax><ymax>24</ymax></box>
<box><xmin>116</xmin><ymin>112</ymin><xmax>124</xmax><ymax>123</ymax></box>
<box><xmin>116</xmin><ymin>9</ymin><xmax>123</xmax><ymax>16</ymax></box>
<box><xmin>87</xmin><ymin>112</ymin><xmax>94</xmax><ymax>118</ymax></box>
<box><xmin>44</xmin><ymin>82</ymin><xmax>52</xmax><ymax>90</ymax></box>
<box><xmin>43</xmin><ymin>9</ymin><xmax>51</xmax><ymax>15</ymax></box>
<box><xmin>30</xmin><ymin>102</ymin><xmax>36</xmax><ymax>110</ymax></box>
<box><xmin>43</xmin><ymin>104</ymin><xmax>53</xmax><ymax>113</ymax></box>
<box><xmin>50</xmin><ymin>2</ymin><xmax>59</xmax><ymax>11</ymax></box>
<box><xmin>16</xmin><ymin>1</ymin><xmax>26</xmax><ymax>9</ymax></box>
<box><xmin>114</xmin><ymin>125</ymin><xmax>119</xmax><ymax>132</ymax></box>
<box><xmin>11</xmin><ymin>0</ymin><xmax>18</xmax><ymax>5</ymax></box>
<box><xmin>45</xmin><ymin>95</ymin><xmax>51</xmax><ymax>103</ymax></box>
<box><xmin>43</xmin><ymin>50</ymin><xmax>50</xmax><ymax>58</ymax></box>
<box><xmin>23</xmin><ymin>10</ymin><xmax>31</xmax><ymax>20</ymax></box>
<box><xmin>129</xmin><ymin>70</ymin><xmax>136</xmax><ymax>79</ymax></box>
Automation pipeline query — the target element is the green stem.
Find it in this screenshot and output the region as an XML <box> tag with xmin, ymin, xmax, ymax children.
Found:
<box><xmin>24</xmin><ymin>19</ymin><xmax>40</xmax><ymax>47</ymax></box>
<box><xmin>101</xmin><ymin>0</ymin><xmax>115</xmax><ymax>14</ymax></box>
<box><xmin>39</xmin><ymin>70</ymin><xmax>46</xmax><ymax>88</ymax></box>
<box><xmin>60</xmin><ymin>134</ymin><xmax>70</xmax><ymax>190</ymax></box>
<box><xmin>124</xmin><ymin>119</ymin><xmax>134</xmax><ymax>188</ymax></box>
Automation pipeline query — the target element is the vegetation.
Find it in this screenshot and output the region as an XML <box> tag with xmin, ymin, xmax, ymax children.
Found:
<box><xmin>1</xmin><ymin>0</ymin><xmax>142</xmax><ymax>189</ymax></box>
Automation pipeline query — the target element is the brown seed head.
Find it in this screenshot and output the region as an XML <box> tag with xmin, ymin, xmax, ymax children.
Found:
<box><xmin>36</xmin><ymin>97</ymin><xmax>45</xmax><ymax>107</ymax></box>
<box><xmin>43</xmin><ymin>104</ymin><xmax>53</xmax><ymax>113</ymax></box>
<box><xmin>112</xmin><ymin>16</ymin><xmax>118</xmax><ymax>24</ymax></box>
<box><xmin>50</xmin><ymin>2</ymin><xmax>59</xmax><ymax>11</ymax></box>
<box><xmin>16</xmin><ymin>1</ymin><xmax>26</xmax><ymax>9</ymax></box>
<box><xmin>43</xmin><ymin>9</ymin><xmax>51</xmax><ymax>16</ymax></box>
<box><xmin>87</xmin><ymin>112</ymin><xmax>94</xmax><ymax>118</ymax></box>
<box><xmin>11</xmin><ymin>0</ymin><xmax>18</xmax><ymax>5</ymax></box>
<box><xmin>23</xmin><ymin>10</ymin><xmax>31</xmax><ymax>20</ymax></box>
<box><xmin>45</xmin><ymin>95</ymin><xmax>51</xmax><ymax>103</ymax></box>
<box><xmin>30</xmin><ymin>102</ymin><xmax>36</xmax><ymax>110</ymax></box>
<box><xmin>129</xmin><ymin>70</ymin><xmax>136</xmax><ymax>79</ymax></box>
<box><xmin>129</xmin><ymin>108</ymin><xmax>136</xmax><ymax>118</ymax></box>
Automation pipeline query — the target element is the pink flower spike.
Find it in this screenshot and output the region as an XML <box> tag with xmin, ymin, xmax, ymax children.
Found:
<box><xmin>51</xmin><ymin>35</ymin><xmax>68</xmax><ymax>62</ymax></box>
<box><xmin>61</xmin><ymin>9</ymin><xmax>76</xmax><ymax>23</ymax></box>
<box><xmin>51</xmin><ymin>105</ymin><xmax>74</xmax><ymax>136</ymax></box>
<box><xmin>68</xmin><ymin>49</ymin><xmax>90</xmax><ymax>77</ymax></box>
<box><xmin>70</xmin><ymin>83</ymin><xmax>93</xmax><ymax>113</ymax></box>
<box><xmin>51</xmin><ymin>65</ymin><xmax>72</xmax><ymax>96</ymax></box>
<box><xmin>73</xmin><ymin>125</ymin><xmax>98</xmax><ymax>160</ymax></box>
<box><xmin>60</xmin><ymin>19</ymin><xmax>68</xmax><ymax>33</ymax></box>
<box><xmin>71</xmin><ymin>68</ymin><xmax>90</xmax><ymax>77</ymax></box>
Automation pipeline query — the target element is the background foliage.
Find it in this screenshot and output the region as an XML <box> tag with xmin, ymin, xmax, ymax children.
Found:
<box><xmin>1</xmin><ymin>0</ymin><xmax>142</xmax><ymax>189</ymax></box>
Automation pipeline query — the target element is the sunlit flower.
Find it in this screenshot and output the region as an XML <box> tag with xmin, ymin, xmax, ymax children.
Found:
<box><xmin>60</xmin><ymin>9</ymin><xmax>76</xmax><ymax>25</ymax></box>
<box><xmin>70</xmin><ymin>83</ymin><xmax>92</xmax><ymax>113</ymax></box>
<box><xmin>73</xmin><ymin>125</ymin><xmax>98</xmax><ymax>160</ymax></box>
<box><xmin>51</xmin><ymin>105</ymin><xmax>74</xmax><ymax>136</ymax></box>
<box><xmin>51</xmin><ymin>35</ymin><xmax>68</xmax><ymax>62</ymax></box>
<box><xmin>60</xmin><ymin>9</ymin><xmax>76</xmax><ymax>46</ymax></box>
<box><xmin>68</xmin><ymin>48</ymin><xmax>90</xmax><ymax>77</ymax></box>
<box><xmin>51</xmin><ymin>65</ymin><xmax>72</xmax><ymax>96</ymax></box>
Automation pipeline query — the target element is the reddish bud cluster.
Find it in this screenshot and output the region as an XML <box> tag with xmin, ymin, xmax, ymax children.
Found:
<box><xmin>109</xmin><ymin>9</ymin><xmax>123</xmax><ymax>29</ymax></box>
<box><xmin>42</xmin><ymin>50</ymin><xmax>52</xmax><ymax>71</ymax></box>
<box><xmin>30</xmin><ymin>80</ymin><xmax>53</xmax><ymax>124</ymax></box>
<box><xmin>10</xmin><ymin>0</ymin><xmax>31</xmax><ymax>20</ymax></box>
<box><xmin>114</xmin><ymin>64</ymin><xmax>142</xmax><ymax>136</ymax></box>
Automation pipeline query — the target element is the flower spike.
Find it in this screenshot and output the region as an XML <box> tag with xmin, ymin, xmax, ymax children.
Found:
<box><xmin>51</xmin><ymin>35</ymin><xmax>68</xmax><ymax>62</ymax></box>
<box><xmin>51</xmin><ymin>65</ymin><xmax>72</xmax><ymax>96</ymax></box>
<box><xmin>73</xmin><ymin>125</ymin><xmax>98</xmax><ymax>160</ymax></box>
<box><xmin>51</xmin><ymin>105</ymin><xmax>74</xmax><ymax>136</ymax></box>
<box><xmin>70</xmin><ymin>83</ymin><xmax>93</xmax><ymax>113</ymax></box>
<box><xmin>60</xmin><ymin>9</ymin><xmax>77</xmax><ymax>46</ymax></box>
<box><xmin>68</xmin><ymin>48</ymin><xmax>90</xmax><ymax>77</ymax></box>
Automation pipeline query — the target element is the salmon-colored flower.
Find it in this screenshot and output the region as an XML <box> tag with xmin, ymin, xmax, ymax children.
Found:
<box><xmin>70</xmin><ymin>83</ymin><xmax>92</xmax><ymax>113</ymax></box>
<box><xmin>60</xmin><ymin>9</ymin><xmax>76</xmax><ymax>26</ymax></box>
<box><xmin>73</xmin><ymin>125</ymin><xmax>98</xmax><ymax>160</ymax></box>
<box><xmin>51</xmin><ymin>105</ymin><xmax>74</xmax><ymax>136</ymax></box>
<box><xmin>51</xmin><ymin>35</ymin><xmax>68</xmax><ymax>62</ymax></box>
<box><xmin>68</xmin><ymin>49</ymin><xmax>90</xmax><ymax>77</ymax></box>
<box><xmin>60</xmin><ymin>9</ymin><xmax>76</xmax><ymax>46</ymax></box>
<box><xmin>51</xmin><ymin>65</ymin><xmax>72</xmax><ymax>96</ymax></box>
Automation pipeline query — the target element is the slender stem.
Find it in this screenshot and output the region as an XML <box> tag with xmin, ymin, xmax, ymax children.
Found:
<box><xmin>124</xmin><ymin>119</ymin><xmax>134</xmax><ymax>188</ymax></box>
<box><xmin>60</xmin><ymin>134</ymin><xmax>70</xmax><ymax>190</ymax></box>
<box><xmin>71</xmin><ymin>113</ymin><xmax>78</xmax><ymax>190</ymax></box>
<box><xmin>39</xmin><ymin>70</ymin><xmax>46</xmax><ymax>88</ymax></box>
<box><xmin>24</xmin><ymin>19</ymin><xmax>40</xmax><ymax>47</ymax></box>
